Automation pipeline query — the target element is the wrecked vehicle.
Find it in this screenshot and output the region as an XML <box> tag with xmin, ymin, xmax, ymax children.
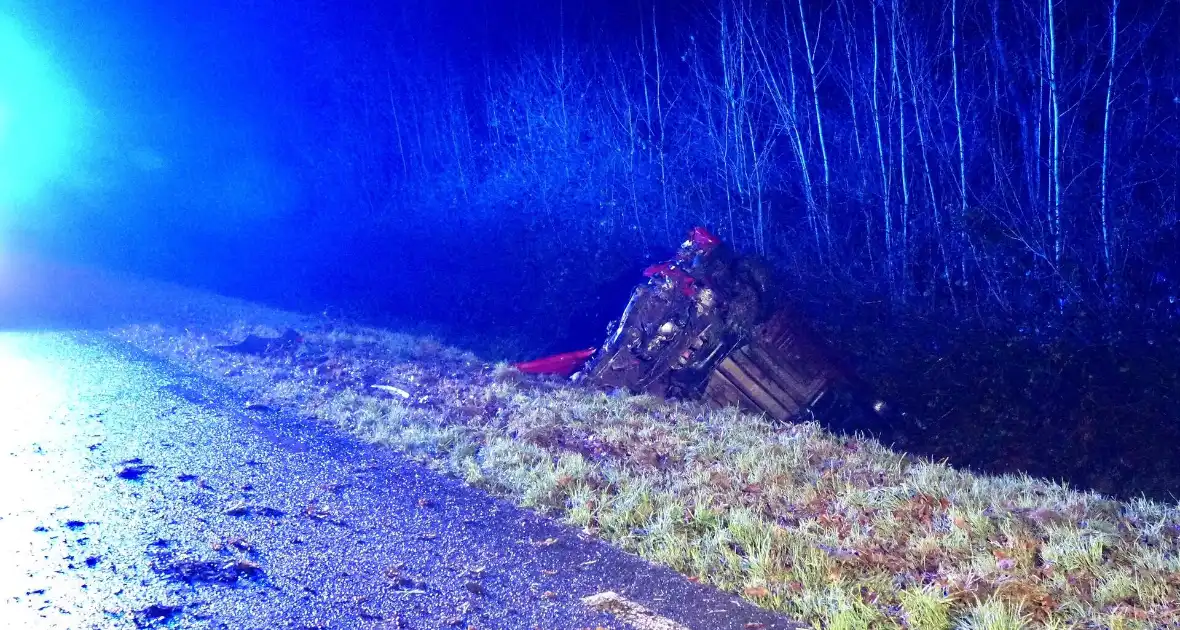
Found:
<box><xmin>517</xmin><ymin>227</ymin><xmax>900</xmax><ymax>433</ymax></box>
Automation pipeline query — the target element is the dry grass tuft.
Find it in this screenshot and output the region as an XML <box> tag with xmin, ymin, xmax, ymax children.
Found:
<box><xmin>113</xmin><ymin>302</ymin><xmax>1180</xmax><ymax>630</ymax></box>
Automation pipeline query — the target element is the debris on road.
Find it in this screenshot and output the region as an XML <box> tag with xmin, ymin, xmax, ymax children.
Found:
<box><xmin>116</xmin><ymin>458</ymin><xmax>155</xmax><ymax>480</ymax></box>
<box><xmin>210</xmin><ymin>536</ymin><xmax>253</xmax><ymax>553</ymax></box>
<box><xmin>133</xmin><ymin>603</ymin><xmax>184</xmax><ymax>627</ymax></box>
<box><xmin>150</xmin><ymin>550</ymin><xmax>265</xmax><ymax>584</ymax></box>
<box><xmin>223</xmin><ymin>500</ymin><xmax>285</xmax><ymax>518</ymax></box>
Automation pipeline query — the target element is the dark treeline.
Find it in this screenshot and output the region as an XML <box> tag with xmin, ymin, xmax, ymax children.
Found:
<box><xmin>287</xmin><ymin>0</ymin><xmax>1180</xmax><ymax>334</ymax></box>
<box><xmin>218</xmin><ymin>0</ymin><xmax>1180</xmax><ymax>497</ymax></box>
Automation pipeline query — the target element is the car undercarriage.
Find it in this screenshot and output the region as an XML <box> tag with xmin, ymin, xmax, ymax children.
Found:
<box><xmin>517</xmin><ymin>227</ymin><xmax>901</xmax><ymax>435</ymax></box>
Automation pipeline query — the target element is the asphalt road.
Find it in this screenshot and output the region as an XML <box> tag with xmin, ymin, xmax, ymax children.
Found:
<box><xmin>0</xmin><ymin>329</ymin><xmax>802</xmax><ymax>630</ymax></box>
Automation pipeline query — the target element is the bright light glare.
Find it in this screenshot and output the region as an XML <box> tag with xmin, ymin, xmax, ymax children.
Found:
<box><xmin>0</xmin><ymin>16</ymin><xmax>82</xmax><ymax>207</ymax></box>
<box><xmin>0</xmin><ymin>103</ymin><xmax>10</xmax><ymax>144</ymax></box>
<box><xmin>0</xmin><ymin>335</ymin><xmax>94</xmax><ymax>626</ymax></box>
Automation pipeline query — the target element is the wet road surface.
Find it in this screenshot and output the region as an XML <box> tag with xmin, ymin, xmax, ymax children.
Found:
<box><xmin>0</xmin><ymin>330</ymin><xmax>801</xmax><ymax>629</ymax></box>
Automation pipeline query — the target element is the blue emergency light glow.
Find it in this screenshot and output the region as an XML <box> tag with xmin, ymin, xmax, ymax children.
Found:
<box><xmin>0</xmin><ymin>16</ymin><xmax>81</xmax><ymax>207</ymax></box>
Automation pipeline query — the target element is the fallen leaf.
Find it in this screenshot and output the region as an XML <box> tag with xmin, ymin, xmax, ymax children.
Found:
<box><xmin>743</xmin><ymin>586</ymin><xmax>770</xmax><ymax>598</ymax></box>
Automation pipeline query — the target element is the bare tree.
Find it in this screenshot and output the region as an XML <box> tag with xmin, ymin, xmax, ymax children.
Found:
<box><xmin>795</xmin><ymin>0</ymin><xmax>832</xmax><ymax>211</ymax></box>
<box><xmin>1046</xmin><ymin>0</ymin><xmax>1063</xmax><ymax>270</ymax></box>
<box><xmin>746</xmin><ymin>0</ymin><xmax>821</xmax><ymax>256</ymax></box>
<box><xmin>890</xmin><ymin>0</ymin><xmax>910</xmax><ymax>296</ymax></box>
<box><xmin>1099</xmin><ymin>0</ymin><xmax>1119</xmax><ymax>284</ymax></box>
<box><xmin>605</xmin><ymin>49</ymin><xmax>650</xmax><ymax>250</ymax></box>
<box><xmin>950</xmin><ymin>0</ymin><xmax>968</xmax><ymax>279</ymax></box>
<box><xmin>836</xmin><ymin>0</ymin><xmax>864</xmax><ymax>162</ymax></box>
<box><xmin>870</xmin><ymin>0</ymin><xmax>893</xmax><ymax>289</ymax></box>
<box><xmin>904</xmin><ymin>32</ymin><xmax>957</xmax><ymax>311</ymax></box>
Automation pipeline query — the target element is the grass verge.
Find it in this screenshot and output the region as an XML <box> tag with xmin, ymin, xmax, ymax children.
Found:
<box><xmin>111</xmin><ymin>301</ymin><xmax>1180</xmax><ymax>630</ymax></box>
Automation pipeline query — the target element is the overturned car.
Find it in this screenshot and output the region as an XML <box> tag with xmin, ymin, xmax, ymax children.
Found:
<box><xmin>517</xmin><ymin>227</ymin><xmax>900</xmax><ymax>435</ymax></box>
